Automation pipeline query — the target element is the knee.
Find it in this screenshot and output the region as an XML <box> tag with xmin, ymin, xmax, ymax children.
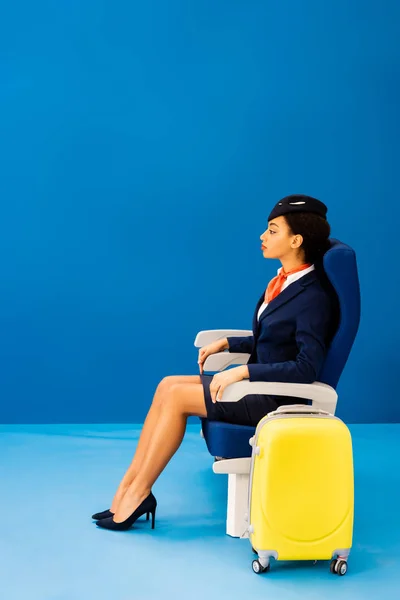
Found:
<box><xmin>154</xmin><ymin>376</ymin><xmax>179</xmax><ymax>408</ymax></box>
<box><xmin>157</xmin><ymin>376</ymin><xmax>177</xmax><ymax>395</ymax></box>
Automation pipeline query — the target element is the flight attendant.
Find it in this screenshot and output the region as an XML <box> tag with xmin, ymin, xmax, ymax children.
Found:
<box><xmin>93</xmin><ymin>194</ymin><xmax>335</xmax><ymax>531</ymax></box>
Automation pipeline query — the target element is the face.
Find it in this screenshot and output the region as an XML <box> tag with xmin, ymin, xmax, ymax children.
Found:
<box><xmin>260</xmin><ymin>215</ymin><xmax>303</xmax><ymax>260</ymax></box>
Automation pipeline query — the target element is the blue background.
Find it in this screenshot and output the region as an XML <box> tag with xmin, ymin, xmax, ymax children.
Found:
<box><xmin>0</xmin><ymin>1</ymin><xmax>398</xmax><ymax>424</ymax></box>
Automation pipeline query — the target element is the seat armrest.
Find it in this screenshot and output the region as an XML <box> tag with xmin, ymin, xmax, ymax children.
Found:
<box><xmin>194</xmin><ymin>329</ymin><xmax>252</xmax><ymax>348</ymax></box>
<box><xmin>203</xmin><ymin>352</ymin><xmax>250</xmax><ymax>372</ymax></box>
<box><xmin>219</xmin><ymin>380</ymin><xmax>338</xmax><ymax>414</ymax></box>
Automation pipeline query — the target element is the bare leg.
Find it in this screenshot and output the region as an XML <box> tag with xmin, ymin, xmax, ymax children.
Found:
<box><xmin>109</xmin><ymin>375</ymin><xmax>201</xmax><ymax>513</ymax></box>
<box><xmin>113</xmin><ymin>382</ymin><xmax>207</xmax><ymax>522</ymax></box>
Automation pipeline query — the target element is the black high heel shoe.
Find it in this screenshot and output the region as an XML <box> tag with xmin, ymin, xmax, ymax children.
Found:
<box><xmin>96</xmin><ymin>492</ymin><xmax>157</xmax><ymax>531</ymax></box>
<box><xmin>92</xmin><ymin>507</ymin><xmax>155</xmax><ymax>522</ymax></box>
<box><xmin>92</xmin><ymin>509</ymin><xmax>114</xmax><ymax>520</ymax></box>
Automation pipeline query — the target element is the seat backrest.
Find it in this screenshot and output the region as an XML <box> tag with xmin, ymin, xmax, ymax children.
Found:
<box><xmin>315</xmin><ymin>238</ymin><xmax>361</xmax><ymax>389</ymax></box>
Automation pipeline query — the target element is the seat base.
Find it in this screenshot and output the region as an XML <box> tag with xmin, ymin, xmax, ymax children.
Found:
<box><xmin>212</xmin><ymin>457</ymin><xmax>252</xmax><ymax>537</ymax></box>
<box><xmin>227</xmin><ymin>473</ymin><xmax>249</xmax><ymax>538</ymax></box>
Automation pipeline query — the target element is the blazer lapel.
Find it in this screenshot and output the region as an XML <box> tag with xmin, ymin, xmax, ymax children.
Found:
<box><xmin>258</xmin><ymin>270</ymin><xmax>318</xmax><ymax>322</ymax></box>
<box><xmin>252</xmin><ymin>293</ymin><xmax>265</xmax><ymax>333</ymax></box>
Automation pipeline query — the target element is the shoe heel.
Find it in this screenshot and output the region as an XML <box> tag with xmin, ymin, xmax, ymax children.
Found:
<box><xmin>146</xmin><ymin>512</ymin><xmax>149</xmax><ymax>521</ymax></box>
<box><xmin>151</xmin><ymin>508</ymin><xmax>156</xmax><ymax>530</ymax></box>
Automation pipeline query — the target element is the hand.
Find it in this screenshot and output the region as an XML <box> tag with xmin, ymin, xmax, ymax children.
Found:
<box><xmin>198</xmin><ymin>339</ymin><xmax>228</xmax><ymax>374</ymax></box>
<box><xmin>209</xmin><ymin>366</ymin><xmax>249</xmax><ymax>403</ymax></box>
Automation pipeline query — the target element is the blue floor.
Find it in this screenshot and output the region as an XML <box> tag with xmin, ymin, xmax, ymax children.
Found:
<box><xmin>1</xmin><ymin>423</ymin><xmax>400</xmax><ymax>600</ymax></box>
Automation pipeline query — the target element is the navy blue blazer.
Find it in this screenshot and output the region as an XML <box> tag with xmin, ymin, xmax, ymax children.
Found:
<box><xmin>227</xmin><ymin>270</ymin><xmax>336</xmax><ymax>385</ymax></box>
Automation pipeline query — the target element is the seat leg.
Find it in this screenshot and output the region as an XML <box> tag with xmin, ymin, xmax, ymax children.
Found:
<box><xmin>226</xmin><ymin>473</ymin><xmax>249</xmax><ymax>538</ymax></box>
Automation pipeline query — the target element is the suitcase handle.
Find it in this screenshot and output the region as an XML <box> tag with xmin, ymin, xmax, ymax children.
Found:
<box><xmin>269</xmin><ymin>404</ymin><xmax>333</xmax><ymax>417</ymax></box>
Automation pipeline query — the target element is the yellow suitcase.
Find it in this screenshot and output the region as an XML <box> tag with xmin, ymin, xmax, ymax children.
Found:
<box><xmin>247</xmin><ymin>405</ymin><xmax>354</xmax><ymax>576</ymax></box>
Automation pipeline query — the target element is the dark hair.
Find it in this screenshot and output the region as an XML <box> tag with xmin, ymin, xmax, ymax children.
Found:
<box><xmin>283</xmin><ymin>212</ymin><xmax>331</xmax><ymax>264</ymax></box>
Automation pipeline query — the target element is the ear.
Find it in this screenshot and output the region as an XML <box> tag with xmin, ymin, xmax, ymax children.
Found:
<box><xmin>291</xmin><ymin>234</ymin><xmax>303</xmax><ymax>249</ymax></box>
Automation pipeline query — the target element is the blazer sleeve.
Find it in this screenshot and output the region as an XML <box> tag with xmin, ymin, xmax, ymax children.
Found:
<box><xmin>246</xmin><ymin>298</ymin><xmax>332</xmax><ymax>384</ymax></box>
<box><xmin>226</xmin><ymin>335</ymin><xmax>254</xmax><ymax>354</ymax></box>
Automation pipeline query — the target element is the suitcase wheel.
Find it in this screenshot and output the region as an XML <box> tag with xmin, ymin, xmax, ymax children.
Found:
<box><xmin>252</xmin><ymin>559</ymin><xmax>270</xmax><ymax>574</ymax></box>
<box><xmin>330</xmin><ymin>559</ymin><xmax>348</xmax><ymax>576</ymax></box>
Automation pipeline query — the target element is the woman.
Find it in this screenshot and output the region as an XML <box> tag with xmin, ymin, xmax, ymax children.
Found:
<box><xmin>93</xmin><ymin>194</ymin><xmax>335</xmax><ymax>531</ymax></box>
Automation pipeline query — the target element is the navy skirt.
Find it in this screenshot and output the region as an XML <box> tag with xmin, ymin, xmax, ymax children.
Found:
<box><xmin>200</xmin><ymin>374</ymin><xmax>285</xmax><ymax>427</ymax></box>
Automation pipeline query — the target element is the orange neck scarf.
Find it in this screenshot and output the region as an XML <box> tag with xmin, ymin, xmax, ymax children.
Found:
<box><xmin>265</xmin><ymin>263</ymin><xmax>312</xmax><ymax>304</ymax></box>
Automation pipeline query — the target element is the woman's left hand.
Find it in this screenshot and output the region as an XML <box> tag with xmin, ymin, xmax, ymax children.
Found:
<box><xmin>209</xmin><ymin>366</ymin><xmax>249</xmax><ymax>403</ymax></box>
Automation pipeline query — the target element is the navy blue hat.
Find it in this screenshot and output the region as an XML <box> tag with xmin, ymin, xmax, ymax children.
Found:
<box><xmin>268</xmin><ymin>194</ymin><xmax>328</xmax><ymax>222</ymax></box>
